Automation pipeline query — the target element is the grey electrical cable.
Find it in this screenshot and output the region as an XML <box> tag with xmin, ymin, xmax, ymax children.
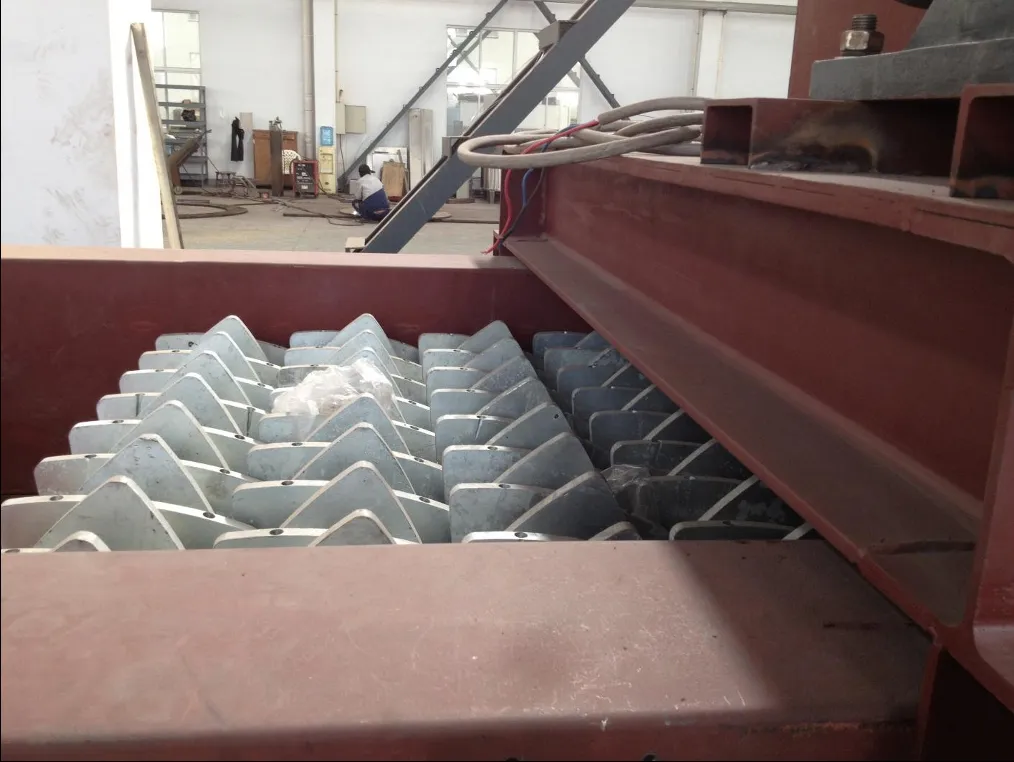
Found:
<box><xmin>597</xmin><ymin>96</ymin><xmax>707</xmax><ymax>126</ymax></box>
<box><xmin>615</xmin><ymin>112</ymin><xmax>703</xmax><ymax>136</ymax></box>
<box><xmin>455</xmin><ymin>96</ymin><xmax>708</xmax><ymax>170</ymax></box>
<box><xmin>458</xmin><ymin>126</ymin><xmax>701</xmax><ymax>169</ymax></box>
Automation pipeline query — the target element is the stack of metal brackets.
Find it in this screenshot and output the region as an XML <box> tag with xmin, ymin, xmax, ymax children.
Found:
<box><xmin>0</xmin><ymin>316</ymin><xmax>634</xmax><ymax>552</ymax></box>
<box><xmin>532</xmin><ymin>331</ymin><xmax>814</xmax><ymax>543</ymax></box>
<box><xmin>1</xmin><ymin>317</ymin><xmax>815</xmax><ymax>553</ymax></box>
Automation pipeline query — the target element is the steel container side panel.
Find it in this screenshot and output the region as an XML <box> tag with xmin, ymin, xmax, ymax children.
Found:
<box><xmin>0</xmin><ymin>541</ymin><xmax>927</xmax><ymax>760</ymax></box>
<box><xmin>0</xmin><ymin>249</ymin><xmax>589</xmax><ymax>497</ymax></box>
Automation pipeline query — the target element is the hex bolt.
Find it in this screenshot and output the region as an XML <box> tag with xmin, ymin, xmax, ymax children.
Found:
<box><xmin>840</xmin><ymin>14</ymin><xmax>884</xmax><ymax>57</ymax></box>
<box><xmin>852</xmin><ymin>14</ymin><xmax>878</xmax><ymax>31</ymax></box>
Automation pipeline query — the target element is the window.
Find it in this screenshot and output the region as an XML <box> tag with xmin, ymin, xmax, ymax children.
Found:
<box><xmin>147</xmin><ymin>10</ymin><xmax>202</xmax><ymax>121</ymax></box>
<box><xmin>446</xmin><ymin>26</ymin><xmax>580</xmax><ymax>135</ymax></box>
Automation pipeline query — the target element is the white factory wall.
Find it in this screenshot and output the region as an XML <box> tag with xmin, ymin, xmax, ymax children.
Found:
<box><xmin>331</xmin><ymin>0</ymin><xmax>704</xmax><ymax>168</ymax></box>
<box><xmin>1</xmin><ymin>0</ymin><xmax>161</xmax><ymax>248</ymax></box>
<box><xmin>142</xmin><ymin>0</ymin><xmax>796</xmax><ymax>182</ymax></box>
<box><xmin>715</xmin><ymin>12</ymin><xmax>796</xmax><ymax>97</ymax></box>
<box><xmin>155</xmin><ymin>0</ymin><xmax>305</xmax><ymax>179</ymax></box>
<box><xmin>573</xmin><ymin>6</ymin><xmax>699</xmax><ymax>120</ymax></box>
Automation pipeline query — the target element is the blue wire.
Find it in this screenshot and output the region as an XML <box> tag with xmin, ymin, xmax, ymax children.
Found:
<box><xmin>520</xmin><ymin>168</ymin><xmax>537</xmax><ymax>208</ymax></box>
<box><xmin>502</xmin><ymin>124</ymin><xmax>578</xmax><ymax>243</ymax></box>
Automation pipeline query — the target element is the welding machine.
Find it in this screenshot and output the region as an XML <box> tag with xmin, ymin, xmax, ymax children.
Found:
<box><xmin>291</xmin><ymin>159</ymin><xmax>319</xmax><ymax>198</ymax></box>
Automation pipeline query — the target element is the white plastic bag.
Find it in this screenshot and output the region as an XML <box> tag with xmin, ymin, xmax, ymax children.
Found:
<box><xmin>272</xmin><ymin>358</ymin><xmax>396</xmax><ymax>420</ymax></box>
<box><xmin>602</xmin><ymin>464</ymin><xmax>651</xmax><ymax>494</ymax></box>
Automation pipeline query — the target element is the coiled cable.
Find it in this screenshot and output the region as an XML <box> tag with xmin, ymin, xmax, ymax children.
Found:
<box><xmin>458</xmin><ymin>96</ymin><xmax>708</xmax><ymax>171</ymax></box>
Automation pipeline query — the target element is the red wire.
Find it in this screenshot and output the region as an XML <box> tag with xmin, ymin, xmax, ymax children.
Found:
<box><xmin>485</xmin><ymin>119</ymin><xmax>600</xmax><ymax>254</ymax></box>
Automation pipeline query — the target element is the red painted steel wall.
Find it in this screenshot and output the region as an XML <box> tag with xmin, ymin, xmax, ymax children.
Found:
<box><xmin>0</xmin><ymin>247</ymin><xmax>588</xmax><ymax>497</ymax></box>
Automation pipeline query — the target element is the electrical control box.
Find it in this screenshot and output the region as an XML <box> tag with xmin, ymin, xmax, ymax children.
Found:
<box><xmin>335</xmin><ymin>104</ymin><xmax>367</xmax><ymax>135</ymax></box>
<box><xmin>345</xmin><ymin>105</ymin><xmax>367</xmax><ymax>134</ymax></box>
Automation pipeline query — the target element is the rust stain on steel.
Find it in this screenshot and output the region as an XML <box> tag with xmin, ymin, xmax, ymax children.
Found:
<box><xmin>0</xmin><ymin>249</ymin><xmax>589</xmax><ymax>497</ymax></box>
<box><xmin>1</xmin><ymin>542</ymin><xmax>927</xmax><ymax>760</ymax></box>
<box><xmin>702</xmin><ymin>98</ymin><xmax>959</xmax><ymax>176</ymax></box>
<box><xmin>950</xmin><ymin>84</ymin><xmax>1014</xmax><ymax>201</ymax></box>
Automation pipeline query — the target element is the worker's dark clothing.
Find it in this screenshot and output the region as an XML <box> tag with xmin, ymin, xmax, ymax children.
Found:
<box><xmin>231</xmin><ymin>118</ymin><xmax>245</xmax><ymax>161</ymax></box>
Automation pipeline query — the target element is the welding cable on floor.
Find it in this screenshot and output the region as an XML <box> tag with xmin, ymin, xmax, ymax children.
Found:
<box><xmin>460</xmin><ymin>97</ymin><xmax>707</xmax><ymax>171</ymax></box>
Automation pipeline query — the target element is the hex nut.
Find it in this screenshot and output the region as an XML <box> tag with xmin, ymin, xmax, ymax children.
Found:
<box><xmin>840</xmin><ymin>29</ymin><xmax>885</xmax><ymax>56</ymax></box>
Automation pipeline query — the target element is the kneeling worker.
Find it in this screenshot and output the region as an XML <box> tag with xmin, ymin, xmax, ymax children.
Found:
<box><xmin>352</xmin><ymin>164</ymin><xmax>390</xmax><ymax>222</ymax></box>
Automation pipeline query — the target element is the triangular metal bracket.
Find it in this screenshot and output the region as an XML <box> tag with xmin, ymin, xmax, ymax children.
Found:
<box><xmin>37</xmin><ymin>477</ymin><xmax>184</xmax><ymax>551</ymax></box>
<box><xmin>282</xmin><ymin>461</ymin><xmax>420</xmax><ymax>542</ymax></box>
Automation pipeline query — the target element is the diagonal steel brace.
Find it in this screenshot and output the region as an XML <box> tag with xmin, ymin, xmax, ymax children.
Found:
<box><xmin>533</xmin><ymin>0</ymin><xmax>619</xmax><ymax>108</ymax></box>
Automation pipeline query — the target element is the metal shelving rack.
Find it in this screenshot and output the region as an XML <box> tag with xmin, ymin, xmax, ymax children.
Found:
<box><xmin>158</xmin><ymin>83</ymin><xmax>209</xmax><ymax>188</ymax></box>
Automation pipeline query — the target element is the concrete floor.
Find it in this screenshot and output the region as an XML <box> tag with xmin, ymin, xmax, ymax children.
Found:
<box><xmin>175</xmin><ymin>196</ymin><xmax>498</xmax><ymax>254</ymax></box>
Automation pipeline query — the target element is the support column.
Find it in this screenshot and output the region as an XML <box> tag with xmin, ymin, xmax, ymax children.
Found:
<box><xmin>313</xmin><ymin>0</ymin><xmax>337</xmax><ymax>189</ymax></box>
<box><xmin>694</xmin><ymin>10</ymin><xmax>727</xmax><ymax>98</ymax></box>
<box><xmin>1</xmin><ymin>0</ymin><xmax>161</xmax><ymax>248</ymax></box>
